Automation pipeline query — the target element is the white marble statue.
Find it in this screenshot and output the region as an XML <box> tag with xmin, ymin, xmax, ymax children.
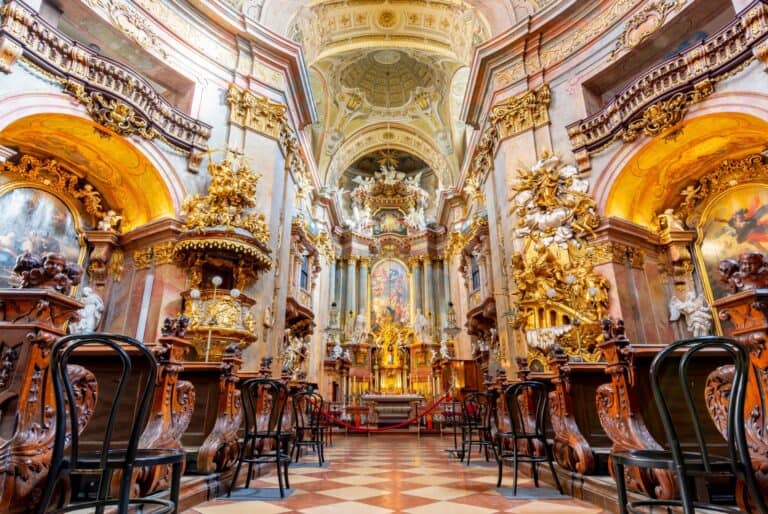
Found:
<box><xmin>351</xmin><ymin>174</ymin><xmax>375</xmax><ymax>193</ymax></box>
<box><xmin>404</xmin><ymin>206</ymin><xmax>426</xmax><ymax>230</ymax></box>
<box><xmin>376</xmin><ymin>164</ymin><xmax>405</xmax><ymax>185</ymax></box>
<box><xmin>439</xmin><ymin>339</ymin><xmax>451</xmax><ymax>359</ymax></box>
<box><xmin>669</xmin><ymin>291</ymin><xmax>713</xmax><ymax>337</ymax></box>
<box><xmin>403</xmin><ymin>171</ymin><xmax>423</xmax><ymax>190</ymax></box>
<box><xmin>351</xmin><ymin>202</ymin><xmax>372</xmax><ymax>232</ymax></box>
<box><xmin>352</xmin><ymin>311</ymin><xmax>368</xmax><ymax>343</ymax></box>
<box><xmin>330</xmin><ymin>340</ymin><xmax>343</xmax><ymax>360</ymax></box>
<box><xmin>69</xmin><ymin>287</ymin><xmax>104</xmax><ymax>334</ymax></box>
<box><xmin>413</xmin><ymin>309</ymin><xmax>432</xmax><ymax>343</ymax></box>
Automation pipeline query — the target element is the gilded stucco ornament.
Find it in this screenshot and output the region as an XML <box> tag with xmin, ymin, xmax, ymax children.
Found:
<box><xmin>490</xmin><ymin>84</ymin><xmax>551</xmax><ymax>140</ymax></box>
<box><xmin>66</xmin><ymin>82</ymin><xmax>157</xmax><ymax>140</ymax></box>
<box><xmin>226</xmin><ymin>84</ymin><xmax>287</xmax><ymax>139</ymax></box>
<box><xmin>609</xmin><ymin>0</ymin><xmax>683</xmax><ymax>59</ymax></box>
<box><xmin>508</xmin><ymin>152</ymin><xmax>608</xmax><ymax>368</ymax></box>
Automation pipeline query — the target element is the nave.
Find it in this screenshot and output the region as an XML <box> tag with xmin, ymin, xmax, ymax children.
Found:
<box><xmin>187</xmin><ymin>435</ymin><xmax>606</xmax><ymax>514</ymax></box>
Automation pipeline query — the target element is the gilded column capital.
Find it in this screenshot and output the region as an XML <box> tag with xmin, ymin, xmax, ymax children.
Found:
<box><xmin>226</xmin><ymin>84</ymin><xmax>287</xmax><ymax>139</ymax></box>
<box><xmin>359</xmin><ymin>257</ymin><xmax>371</xmax><ymax>268</ymax></box>
<box><xmin>133</xmin><ymin>247</ymin><xmax>154</xmax><ymax>270</ymax></box>
<box><xmin>490</xmin><ymin>83</ymin><xmax>551</xmax><ymax>140</ymax></box>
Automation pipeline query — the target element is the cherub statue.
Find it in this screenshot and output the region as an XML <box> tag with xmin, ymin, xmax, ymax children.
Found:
<box><xmin>669</xmin><ymin>291</ymin><xmax>713</xmax><ymax>337</ymax></box>
<box><xmin>97</xmin><ymin>210</ymin><xmax>123</xmax><ymax>232</ymax></box>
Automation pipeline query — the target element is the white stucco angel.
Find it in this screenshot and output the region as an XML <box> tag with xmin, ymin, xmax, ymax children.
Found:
<box><xmin>404</xmin><ymin>206</ymin><xmax>427</xmax><ymax>230</ymax></box>
<box><xmin>376</xmin><ymin>164</ymin><xmax>404</xmax><ymax>185</ymax></box>
<box><xmin>439</xmin><ymin>339</ymin><xmax>451</xmax><ymax>359</ymax></box>
<box><xmin>352</xmin><ymin>311</ymin><xmax>368</xmax><ymax>343</ymax></box>
<box><xmin>669</xmin><ymin>291</ymin><xmax>713</xmax><ymax>337</ymax></box>
<box><xmin>69</xmin><ymin>287</ymin><xmax>105</xmax><ymax>334</ymax></box>
<box><xmin>351</xmin><ymin>174</ymin><xmax>375</xmax><ymax>193</ymax></box>
<box><xmin>403</xmin><ymin>171</ymin><xmax>423</xmax><ymax>190</ymax></box>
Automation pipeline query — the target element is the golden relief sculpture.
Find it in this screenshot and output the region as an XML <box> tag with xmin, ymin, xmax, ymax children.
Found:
<box><xmin>609</xmin><ymin>0</ymin><xmax>683</xmax><ymax>59</ymax></box>
<box><xmin>226</xmin><ymin>84</ymin><xmax>287</xmax><ymax>139</ymax></box>
<box><xmin>490</xmin><ymin>84</ymin><xmax>551</xmax><ymax>140</ymax></box>
<box><xmin>65</xmin><ymin>81</ymin><xmax>158</xmax><ymax>141</ymax></box>
<box><xmin>0</xmin><ymin>154</ymin><xmax>108</xmax><ymax>221</ymax></box>
<box><xmin>508</xmin><ymin>152</ymin><xmax>609</xmax><ymax>369</ymax></box>
<box><xmin>180</xmin><ymin>156</ymin><xmax>270</xmax><ymax>247</ymax></box>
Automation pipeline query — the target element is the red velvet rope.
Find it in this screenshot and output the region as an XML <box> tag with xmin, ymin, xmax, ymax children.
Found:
<box><xmin>320</xmin><ymin>394</ymin><xmax>450</xmax><ymax>432</ymax></box>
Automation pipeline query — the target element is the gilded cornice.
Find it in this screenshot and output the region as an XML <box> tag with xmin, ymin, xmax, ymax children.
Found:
<box><xmin>227</xmin><ymin>84</ymin><xmax>287</xmax><ymax>139</ymax></box>
<box><xmin>0</xmin><ymin>1</ymin><xmax>211</xmax><ymax>155</ymax></box>
<box><xmin>490</xmin><ymin>84</ymin><xmax>551</xmax><ymax>140</ymax></box>
<box><xmin>567</xmin><ymin>2</ymin><xmax>768</xmax><ymax>155</ymax></box>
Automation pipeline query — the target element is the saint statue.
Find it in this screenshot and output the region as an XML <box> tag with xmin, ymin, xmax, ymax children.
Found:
<box><xmin>352</xmin><ymin>311</ymin><xmax>368</xmax><ymax>343</ymax></box>
<box><xmin>69</xmin><ymin>287</ymin><xmax>105</xmax><ymax>334</ymax></box>
<box><xmin>413</xmin><ymin>309</ymin><xmax>431</xmax><ymax>343</ymax></box>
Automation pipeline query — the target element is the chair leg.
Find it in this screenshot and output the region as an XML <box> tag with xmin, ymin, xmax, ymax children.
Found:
<box><xmin>531</xmin><ymin>460</ymin><xmax>539</xmax><ymax>488</ymax></box>
<box><xmin>466</xmin><ymin>433</ymin><xmax>472</xmax><ymax>466</ymax></box>
<box><xmin>276</xmin><ymin>460</ymin><xmax>285</xmax><ymax>498</ymax></box>
<box><xmin>283</xmin><ymin>455</ymin><xmax>290</xmax><ymax>490</ymax></box>
<box><xmin>118</xmin><ymin>464</ymin><xmax>134</xmax><ymax>514</ymax></box>
<box><xmin>170</xmin><ymin>460</ymin><xmax>182</xmax><ymax>514</ymax></box>
<box><xmin>512</xmin><ymin>440</ymin><xmax>520</xmax><ymax>495</ymax></box>
<box><xmin>612</xmin><ymin>459</ymin><xmax>628</xmax><ymax>514</ymax></box>
<box><xmin>496</xmin><ymin>437</ymin><xmax>503</xmax><ymax>488</ymax></box>
<box><xmin>674</xmin><ymin>463</ymin><xmax>695</xmax><ymax>514</ymax></box>
<box><xmin>546</xmin><ymin>442</ymin><xmax>562</xmax><ymax>494</ymax></box>
<box><xmin>229</xmin><ymin>437</ymin><xmax>248</xmax><ymax>496</ymax></box>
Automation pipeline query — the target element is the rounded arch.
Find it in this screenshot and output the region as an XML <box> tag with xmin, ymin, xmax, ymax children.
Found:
<box><xmin>597</xmin><ymin>95</ymin><xmax>768</xmax><ymax>229</ymax></box>
<box><xmin>326</xmin><ymin>123</ymin><xmax>454</xmax><ymax>189</ymax></box>
<box><xmin>0</xmin><ymin>92</ymin><xmax>184</xmax><ymax>230</ymax></box>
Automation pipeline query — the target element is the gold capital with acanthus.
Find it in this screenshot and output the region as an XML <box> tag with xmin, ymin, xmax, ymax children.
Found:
<box><xmin>226</xmin><ymin>84</ymin><xmax>287</xmax><ymax>139</ymax></box>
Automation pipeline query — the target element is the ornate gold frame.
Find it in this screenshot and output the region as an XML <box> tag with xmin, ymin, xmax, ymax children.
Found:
<box><xmin>693</xmin><ymin>181</ymin><xmax>768</xmax><ymax>335</ymax></box>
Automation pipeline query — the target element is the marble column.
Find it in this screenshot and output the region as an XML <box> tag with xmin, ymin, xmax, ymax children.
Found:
<box><xmin>328</xmin><ymin>258</ymin><xmax>337</xmax><ymax>305</ymax></box>
<box><xmin>442</xmin><ymin>259</ymin><xmax>452</xmax><ymax>327</ymax></box>
<box><xmin>346</xmin><ymin>257</ymin><xmax>358</xmax><ymax>320</ymax></box>
<box><xmin>359</xmin><ymin>258</ymin><xmax>370</xmax><ymax>318</ymax></box>
<box><xmin>423</xmin><ymin>258</ymin><xmax>434</xmax><ymax>326</ymax></box>
<box><xmin>411</xmin><ymin>256</ymin><xmax>423</xmax><ymax>317</ymax></box>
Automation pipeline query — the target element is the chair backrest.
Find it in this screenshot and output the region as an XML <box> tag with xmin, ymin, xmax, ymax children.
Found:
<box><xmin>650</xmin><ymin>336</ymin><xmax>752</xmax><ymax>476</ymax></box>
<box><xmin>462</xmin><ymin>391</ymin><xmax>493</xmax><ymax>429</ymax></box>
<box><xmin>503</xmin><ymin>381</ymin><xmax>548</xmax><ymax>438</ymax></box>
<box><xmin>49</xmin><ymin>333</ymin><xmax>158</xmax><ymax>473</ymax></box>
<box><xmin>240</xmin><ymin>378</ymin><xmax>288</xmax><ymax>438</ymax></box>
<box><xmin>293</xmin><ymin>390</ymin><xmax>323</xmax><ymax>431</ymax></box>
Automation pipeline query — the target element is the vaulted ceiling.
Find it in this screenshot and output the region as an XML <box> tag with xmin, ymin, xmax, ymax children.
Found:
<box><xmin>239</xmin><ymin>1</ymin><xmax>555</xmax><ymax>190</ymax></box>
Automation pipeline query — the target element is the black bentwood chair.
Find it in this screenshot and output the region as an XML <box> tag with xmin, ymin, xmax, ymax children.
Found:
<box><xmin>611</xmin><ymin>336</ymin><xmax>768</xmax><ymax>514</ymax></box>
<box><xmin>461</xmin><ymin>391</ymin><xmax>497</xmax><ymax>466</ymax></box>
<box><xmin>229</xmin><ymin>378</ymin><xmax>291</xmax><ymax>498</ymax></box>
<box><xmin>496</xmin><ymin>381</ymin><xmax>562</xmax><ymax>495</ymax></box>
<box><xmin>291</xmin><ymin>390</ymin><xmax>325</xmax><ymax>466</ymax></box>
<box><xmin>37</xmin><ymin>333</ymin><xmax>183</xmax><ymax>514</ymax></box>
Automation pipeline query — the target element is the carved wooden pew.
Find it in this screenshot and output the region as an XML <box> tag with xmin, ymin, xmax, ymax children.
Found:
<box><xmin>598</xmin><ymin>319</ymin><xmax>734</xmax><ymax>503</ymax></box>
<box><xmin>0</xmin><ymin>289</ymin><xmax>97</xmax><ymax>513</ymax></box>
<box><xmin>709</xmin><ymin>261</ymin><xmax>768</xmax><ymax>510</ymax></box>
<box><xmin>546</xmin><ymin>346</ymin><xmax>611</xmax><ymax>475</ymax></box>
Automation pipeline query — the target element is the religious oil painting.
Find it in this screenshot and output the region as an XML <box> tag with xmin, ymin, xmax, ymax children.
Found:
<box><xmin>370</xmin><ymin>259</ymin><xmax>410</xmax><ymax>328</ymax></box>
<box><xmin>699</xmin><ymin>185</ymin><xmax>768</xmax><ymax>299</ymax></box>
<box><xmin>372</xmin><ymin>209</ymin><xmax>408</xmax><ymax>236</ymax></box>
<box><xmin>0</xmin><ymin>188</ymin><xmax>81</xmax><ymax>287</ymax></box>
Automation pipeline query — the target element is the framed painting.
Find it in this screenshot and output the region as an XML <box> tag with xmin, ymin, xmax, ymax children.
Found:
<box><xmin>370</xmin><ymin>259</ymin><xmax>410</xmax><ymax>328</ymax></box>
<box><xmin>0</xmin><ymin>187</ymin><xmax>82</xmax><ymax>287</ymax></box>
<box><xmin>697</xmin><ymin>184</ymin><xmax>768</xmax><ymax>300</ymax></box>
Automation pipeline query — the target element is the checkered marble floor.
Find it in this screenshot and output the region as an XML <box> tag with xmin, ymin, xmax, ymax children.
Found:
<box><xmin>185</xmin><ymin>435</ymin><xmax>607</xmax><ymax>514</ymax></box>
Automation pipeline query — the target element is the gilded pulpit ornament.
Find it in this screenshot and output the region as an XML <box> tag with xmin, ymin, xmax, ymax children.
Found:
<box><xmin>508</xmin><ymin>152</ymin><xmax>608</xmax><ymax>369</ymax></box>
<box><xmin>174</xmin><ymin>154</ymin><xmax>272</xmax><ymax>361</ymax></box>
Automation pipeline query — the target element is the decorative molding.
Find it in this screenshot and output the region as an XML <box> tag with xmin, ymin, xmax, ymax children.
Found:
<box><xmin>609</xmin><ymin>0</ymin><xmax>684</xmax><ymax>59</ymax></box>
<box><xmin>226</xmin><ymin>84</ymin><xmax>287</xmax><ymax>139</ymax></box>
<box><xmin>153</xmin><ymin>242</ymin><xmax>175</xmax><ymax>265</ymax></box>
<box><xmin>567</xmin><ymin>2</ymin><xmax>768</xmax><ymax>155</ymax></box>
<box><xmin>0</xmin><ymin>1</ymin><xmax>211</xmax><ymax>154</ymax></box>
<box><xmin>84</xmin><ymin>0</ymin><xmax>168</xmax><ymax>58</ymax></box>
<box><xmin>490</xmin><ymin>84</ymin><xmax>551</xmax><ymax>140</ymax></box>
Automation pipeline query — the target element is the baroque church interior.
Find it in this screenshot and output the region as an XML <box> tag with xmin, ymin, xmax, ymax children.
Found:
<box><xmin>1</xmin><ymin>0</ymin><xmax>768</xmax><ymax>512</ymax></box>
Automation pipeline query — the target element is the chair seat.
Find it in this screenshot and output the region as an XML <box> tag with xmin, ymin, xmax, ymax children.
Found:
<box><xmin>73</xmin><ymin>448</ymin><xmax>185</xmax><ymax>470</ymax></box>
<box><xmin>611</xmin><ymin>449</ymin><xmax>734</xmax><ymax>471</ymax></box>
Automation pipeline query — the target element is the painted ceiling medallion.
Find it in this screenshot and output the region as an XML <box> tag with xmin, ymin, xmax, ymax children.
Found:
<box><xmin>373</xmin><ymin>49</ymin><xmax>401</xmax><ymax>65</ymax></box>
<box><xmin>377</xmin><ymin>9</ymin><xmax>398</xmax><ymax>29</ymax></box>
